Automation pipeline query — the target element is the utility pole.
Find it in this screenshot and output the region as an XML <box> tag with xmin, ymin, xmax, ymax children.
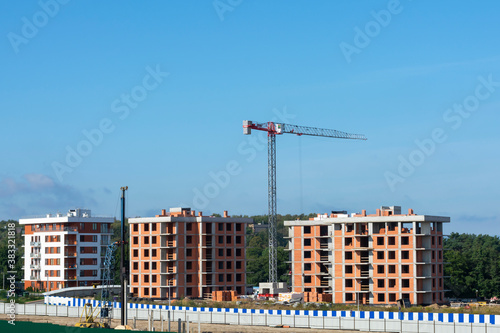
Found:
<box><xmin>120</xmin><ymin>186</ymin><xmax>128</xmax><ymax>326</ymax></box>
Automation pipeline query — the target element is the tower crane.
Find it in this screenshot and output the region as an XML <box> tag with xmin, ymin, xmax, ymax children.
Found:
<box><xmin>243</xmin><ymin>120</ymin><xmax>366</xmax><ymax>289</ymax></box>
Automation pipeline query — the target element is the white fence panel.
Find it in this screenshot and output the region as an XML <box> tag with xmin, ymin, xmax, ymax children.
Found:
<box><xmin>194</xmin><ymin>311</ymin><xmax>211</xmax><ymax>323</ymax></box>
<box><xmin>252</xmin><ymin>313</ymin><xmax>267</xmax><ymax>326</ymax></box>
<box><xmin>225</xmin><ymin>312</ymin><xmax>239</xmax><ymax>325</ymax></box>
<box><xmin>266</xmin><ymin>314</ymin><xmax>280</xmax><ymax>326</ymax></box>
<box><xmin>385</xmin><ymin>319</ymin><xmax>401</xmax><ymax>332</ymax></box>
<box><xmin>24</xmin><ymin>304</ymin><xmax>36</xmax><ymax>315</ymax></box>
<box><xmin>367</xmin><ymin>318</ymin><xmax>387</xmax><ymax>332</ymax></box>
<box><xmin>281</xmin><ymin>314</ymin><xmax>295</xmax><ymax>327</ymax></box>
<box><xmin>47</xmin><ymin>305</ymin><xmax>58</xmax><ymax>316</ymax></box>
<box><xmin>57</xmin><ymin>305</ymin><xmax>68</xmax><ymax>316</ymax></box>
<box><xmin>68</xmin><ymin>307</ymin><xmax>80</xmax><ymax>318</ymax></box>
<box><xmin>239</xmin><ymin>312</ymin><xmax>252</xmax><ymax>326</ymax></box>
<box><xmin>35</xmin><ymin>304</ymin><xmax>47</xmax><ymax>316</ymax></box>
<box><xmin>294</xmin><ymin>315</ymin><xmax>309</xmax><ymax>328</ymax></box>
<box><xmin>211</xmin><ymin>311</ymin><xmax>226</xmax><ymax>324</ymax></box>
<box><xmin>323</xmin><ymin>316</ymin><xmax>340</xmax><ymax>330</ymax></box>
<box><xmin>485</xmin><ymin>324</ymin><xmax>500</xmax><ymax>333</ymax></box>
<box><xmin>309</xmin><ymin>316</ymin><xmax>324</xmax><ymax>329</ymax></box>
<box><xmin>172</xmin><ymin>310</ymin><xmax>185</xmax><ymax>322</ymax></box>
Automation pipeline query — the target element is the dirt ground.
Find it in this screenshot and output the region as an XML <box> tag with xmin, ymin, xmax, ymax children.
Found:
<box><xmin>14</xmin><ymin>315</ymin><xmax>369</xmax><ymax>332</ymax></box>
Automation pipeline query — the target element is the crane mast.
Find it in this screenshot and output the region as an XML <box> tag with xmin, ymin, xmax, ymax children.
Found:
<box><xmin>243</xmin><ymin>120</ymin><xmax>366</xmax><ymax>289</ymax></box>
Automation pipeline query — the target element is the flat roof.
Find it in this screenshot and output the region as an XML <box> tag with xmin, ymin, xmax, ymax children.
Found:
<box><xmin>129</xmin><ymin>216</ymin><xmax>253</xmax><ymax>223</ymax></box>
<box><xmin>284</xmin><ymin>214</ymin><xmax>450</xmax><ymax>226</ymax></box>
<box><xmin>19</xmin><ymin>216</ymin><xmax>114</xmax><ymax>224</ymax></box>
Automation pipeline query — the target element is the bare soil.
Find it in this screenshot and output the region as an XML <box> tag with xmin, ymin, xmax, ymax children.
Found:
<box><xmin>14</xmin><ymin>315</ymin><xmax>368</xmax><ymax>332</ymax></box>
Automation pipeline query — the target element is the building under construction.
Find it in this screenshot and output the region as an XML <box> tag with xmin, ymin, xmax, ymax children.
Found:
<box><xmin>285</xmin><ymin>206</ymin><xmax>449</xmax><ymax>305</ymax></box>
<box><xmin>129</xmin><ymin>208</ymin><xmax>252</xmax><ymax>299</ymax></box>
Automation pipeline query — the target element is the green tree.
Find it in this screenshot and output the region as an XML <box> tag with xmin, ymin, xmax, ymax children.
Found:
<box><xmin>444</xmin><ymin>233</ymin><xmax>500</xmax><ymax>299</ymax></box>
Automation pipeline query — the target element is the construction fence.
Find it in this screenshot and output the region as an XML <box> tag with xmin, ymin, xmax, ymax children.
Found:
<box><xmin>1</xmin><ymin>296</ymin><xmax>500</xmax><ymax>333</ymax></box>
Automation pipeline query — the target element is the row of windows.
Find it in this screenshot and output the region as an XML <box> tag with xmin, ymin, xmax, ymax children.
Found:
<box><xmin>132</xmin><ymin>248</ymin><xmax>244</xmax><ymax>258</ymax></box>
<box><xmin>132</xmin><ymin>236</ymin><xmax>158</xmax><ymax>245</ymax></box>
<box><xmin>132</xmin><ymin>286</ymin><xmax>245</xmax><ymax>298</ymax></box>
<box><xmin>45</xmin><ymin>235</ymin><xmax>61</xmax><ymax>242</ymax></box>
<box><xmin>79</xmin><ymin>270</ymin><xmax>98</xmax><ymax>277</ymax></box>
<box><xmin>132</xmin><ymin>273</ymin><xmax>243</xmax><ymax>284</ymax></box>
<box><xmin>46</xmin><ymin>270</ymin><xmax>61</xmax><ymax>277</ymax></box>
<box><xmin>34</xmin><ymin>223</ymin><xmax>108</xmax><ymax>232</ymax></box>
<box><xmin>131</xmin><ymin>260</ymin><xmax>244</xmax><ymax>271</ymax></box>
<box><xmin>186</xmin><ymin>235</ymin><xmax>243</xmax><ymax>245</ymax></box>
<box><xmin>373</xmin><ymin>264</ymin><xmax>442</xmax><ymax>274</ymax></box>
<box><xmin>45</xmin><ymin>258</ymin><xmax>60</xmax><ymax>265</ymax></box>
<box><xmin>132</xmin><ymin>261</ymin><xmax>158</xmax><ymax>270</ymax></box>
<box><xmin>217</xmin><ymin>223</ymin><xmax>243</xmax><ymax>232</ymax></box>
<box><xmin>343</xmin><ymin>250</ymin><xmax>417</xmax><ymax>260</ymax></box>
<box><xmin>133</xmin><ymin>235</ymin><xmax>244</xmax><ymax>246</ymax></box>
<box><xmin>344</xmin><ymin>278</ymin><xmax>417</xmax><ymax>288</ymax></box>
<box><xmin>80</xmin><ymin>258</ymin><xmax>98</xmax><ymax>265</ymax></box>
<box><xmin>80</xmin><ymin>235</ymin><xmax>98</xmax><ymax>242</ymax></box>
<box><xmin>80</xmin><ymin>247</ymin><xmax>98</xmax><ymax>254</ymax></box>
<box><xmin>132</xmin><ymin>223</ymin><xmax>244</xmax><ymax>233</ymax></box>
<box><xmin>346</xmin><ymin>292</ymin><xmax>410</xmax><ymax>302</ymax></box>
<box><xmin>132</xmin><ymin>249</ymin><xmax>158</xmax><ymax>257</ymax></box>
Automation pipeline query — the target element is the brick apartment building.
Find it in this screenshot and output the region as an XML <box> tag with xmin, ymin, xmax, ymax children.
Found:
<box><xmin>129</xmin><ymin>208</ymin><xmax>252</xmax><ymax>299</ymax></box>
<box><xmin>20</xmin><ymin>209</ymin><xmax>114</xmax><ymax>291</ymax></box>
<box><xmin>285</xmin><ymin>206</ymin><xmax>449</xmax><ymax>305</ymax></box>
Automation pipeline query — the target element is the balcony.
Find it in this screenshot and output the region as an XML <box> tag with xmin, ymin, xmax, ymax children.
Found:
<box><xmin>30</xmin><ymin>264</ymin><xmax>41</xmax><ymax>270</ymax></box>
<box><xmin>161</xmin><ymin>254</ymin><xmax>176</xmax><ymax>261</ymax></box>
<box><xmin>29</xmin><ymin>276</ymin><xmax>41</xmax><ymax>281</ymax></box>
<box><xmin>64</xmin><ymin>240</ymin><xmax>77</xmax><ymax>246</ymax></box>
<box><xmin>64</xmin><ymin>276</ymin><xmax>77</xmax><ymax>280</ymax></box>
<box><xmin>65</xmin><ymin>263</ymin><xmax>77</xmax><ymax>269</ymax></box>
<box><xmin>359</xmin><ymin>270</ymin><xmax>370</xmax><ymax>278</ymax></box>
<box><xmin>161</xmin><ymin>267</ymin><xmax>176</xmax><ymax>274</ymax></box>
<box><xmin>30</xmin><ymin>253</ymin><xmax>41</xmax><ymax>258</ymax></box>
<box><xmin>101</xmin><ymin>240</ymin><xmax>111</xmax><ymax>245</ymax></box>
<box><xmin>64</xmin><ymin>252</ymin><xmax>77</xmax><ymax>257</ymax></box>
<box><xmin>30</xmin><ymin>241</ymin><xmax>41</xmax><ymax>247</ymax></box>
<box><xmin>161</xmin><ymin>241</ymin><xmax>176</xmax><ymax>248</ymax></box>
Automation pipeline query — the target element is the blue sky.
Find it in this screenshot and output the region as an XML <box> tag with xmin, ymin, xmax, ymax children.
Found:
<box><xmin>1</xmin><ymin>1</ymin><xmax>499</xmax><ymax>235</ymax></box>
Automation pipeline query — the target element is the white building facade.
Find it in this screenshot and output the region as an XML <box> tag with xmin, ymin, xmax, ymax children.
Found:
<box><xmin>20</xmin><ymin>209</ymin><xmax>114</xmax><ymax>291</ymax></box>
